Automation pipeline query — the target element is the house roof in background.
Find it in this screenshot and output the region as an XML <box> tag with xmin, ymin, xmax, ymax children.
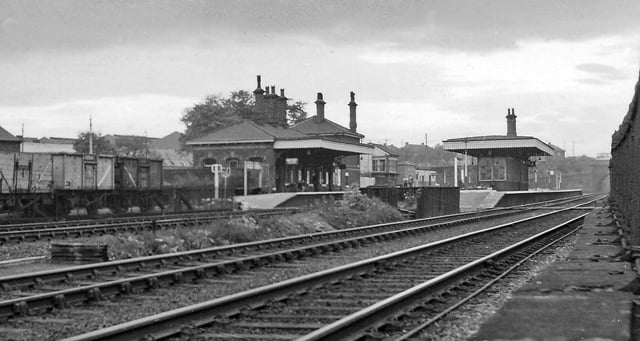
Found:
<box><xmin>0</xmin><ymin>126</ymin><xmax>19</xmax><ymax>142</ymax></box>
<box><xmin>151</xmin><ymin>131</ymin><xmax>183</xmax><ymax>149</ymax></box>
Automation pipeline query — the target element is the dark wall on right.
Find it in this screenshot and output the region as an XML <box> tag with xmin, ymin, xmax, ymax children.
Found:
<box><xmin>610</xmin><ymin>71</ymin><xmax>640</xmax><ymax>246</ymax></box>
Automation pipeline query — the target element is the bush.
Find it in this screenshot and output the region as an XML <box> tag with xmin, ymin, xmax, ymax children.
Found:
<box><xmin>318</xmin><ymin>189</ymin><xmax>403</xmax><ymax>229</ymax></box>
<box><xmin>57</xmin><ymin>190</ymin><xmax>402</xmax><ymax>260</ymax></box>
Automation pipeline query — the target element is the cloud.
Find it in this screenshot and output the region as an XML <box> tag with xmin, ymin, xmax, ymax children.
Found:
<box><xmin>3</xmin><ymin>0</ymin><xmax>640</xmax><ymax>58</ymax></box>
<box><xmin>0</xmin><ymin>94</ymin><xmax>196</xmax><ymax>139</ymax></box>
<box><xmin>576</xmin><ymin>63</ymin><xmax>626</xmax><ymax>81</ymax></box>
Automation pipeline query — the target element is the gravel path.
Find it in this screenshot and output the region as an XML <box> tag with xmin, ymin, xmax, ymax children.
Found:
<box><xmin>3</xmin><ymin>210</ymin><xmax>554</xmax><ymax>340</ymax></box>
<box><xmin>422</xmin><ymin>231</ymin><xmax>578</xmax><ymax>340</ymax></box>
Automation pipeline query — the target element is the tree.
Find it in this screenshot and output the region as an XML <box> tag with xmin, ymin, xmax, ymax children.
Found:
<box><xmin>73</xmin><ymin>132</ymin><xmax>117</xmax><ymax>155</ymax></box>
<box><xmin>113</xmin><ymin>136</ymin><xmax>160</xmax><ymax>158</ymax></box>
<box><xmin>180</xmin><ymin>90</ymin><xmax>254</xmax><ymax>143</ymax></box>
<box><xmin>180</xmin><ymin>90</ymin><xmax>308</xmax><ymax>145</ymax></box>
<box><xmin>287</xmin><ymin>101</ymin><xmax>308</xmax><ymax>126</ymax></box>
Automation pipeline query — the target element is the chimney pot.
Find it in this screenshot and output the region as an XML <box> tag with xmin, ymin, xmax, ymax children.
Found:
<box><xmin>315</xmin><ymin>92</ymin><xmax>326</xmax><ymax>122</ymax></box>
<box><xmin>349</xmin><ymin>91</ymin><xmax>357</xmax><ymax>133</ymax></box>
<box><xmin>506</xmin><ymin>107</ymin><xmax>517</xmax><ymax>137</ymax></box>
<box><xmin>253</xmin><ymin>75</ymin><xmax>265</xmax><ymax>114</ymax></box>
<box><xmin>277</xmin><ymin>88</ymin><xmax>287</xmax><ymax>126</ymax></box>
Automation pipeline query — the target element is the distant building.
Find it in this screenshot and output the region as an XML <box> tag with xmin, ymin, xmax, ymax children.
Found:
<box><xmin>360</xmin><ymin>144</ymin><xmax>399</xmax><ymax>186</ymax></box>
<box><xmin>0</xmin><ymin>126</ymin><xmax>21</xmax><ymax>153</ymax></box>
<box><xmin>21</xmin><ymin>137</ymin><xmax>75</xmax><ymax>153</ymax></box>
<box><xmin>150</xmin><ymin>132</ymin><xmax>193</xmax><ymax>168</ymax></box>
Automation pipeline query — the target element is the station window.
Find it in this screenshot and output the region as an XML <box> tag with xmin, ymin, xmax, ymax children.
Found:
<box><xmin>202</xmin><ymin>158</ymin><xmax>217</xmax><ymax>167</ymax></box>
<box><xmin>226</xmin><ymin>158</ymin><xmax>240</xmax><ymax>168</ymax></box>
<box><xmin>493</xmin><ymin>158</ymin><xmax>506</xmax><ymax>180</ymax></box>
<box><xmin>479</xmin><ymin>157</ymin><xmax>507</xmax><ymax>181</ymax></box>
<box><xmin>373</xmin><ymin>159</ymin><xmax>386</xmax><ymax>172</ymax></box>
<box><xmin>479</xmin><ymin>158</ymin><xmax>492</xmax><ymax>181</ymax></box>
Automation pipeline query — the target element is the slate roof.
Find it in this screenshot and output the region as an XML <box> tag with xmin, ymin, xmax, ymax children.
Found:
<box><xmin>188</xmin><ymin>120</ymin><xmax>308</xmax><ymax>145</ymax></box>
<box><xmin>151</xmin><ymin>131</ymin><xmax>183</xmax><ymax>149</ymax></box>
<box><xmin>291</xmin><ymin>116</ymin><xmax>364</xmax><ymax>138</ymax></box>
<box><xmin>0</xmin><ymin>126</ymin><xmax>19</xmax><ymax>142</ymax></box>
<box><xmin>443</xmin><ymin>135</ymin><xmax>554</xmax><ymax>157</ymax></box>
<box><xmin>444</xmin><ymin>135</ymin><xmax>538</xmax><ymax>142</ymax></box>
<box><xmin>372</xmin><ymin>143</ymin><xmax>400</xmax><ymax>157</ymax></box>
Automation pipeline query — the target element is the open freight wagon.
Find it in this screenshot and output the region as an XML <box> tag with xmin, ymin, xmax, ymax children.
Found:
<box><xmin>0</xmin><ymin>152</ymin><xmax>163</xmax><ymax>218</ymax></box>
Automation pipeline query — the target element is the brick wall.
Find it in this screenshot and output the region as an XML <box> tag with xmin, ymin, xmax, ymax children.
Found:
<box><xmin>192</xmin><ymin>143</ymin><xmax>277</xmax><ymax>192</ymax></box>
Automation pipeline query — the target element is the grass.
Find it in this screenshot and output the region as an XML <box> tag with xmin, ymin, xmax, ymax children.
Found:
<box><xmin>54</xmin><ymin>189</ymin><xmax>403</xmax><ymax>260</ymax></box>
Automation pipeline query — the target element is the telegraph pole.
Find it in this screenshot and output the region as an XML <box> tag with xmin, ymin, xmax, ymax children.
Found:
<box><xmin>89</xmin><ymin>115</ymin><xmax>94</xmax><ymax>154</ymax></box>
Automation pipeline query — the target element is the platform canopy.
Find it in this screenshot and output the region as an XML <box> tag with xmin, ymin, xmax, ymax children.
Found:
<box><xmin>443</xmin><ymin>135</ymin><xmax>554</xmax><ymax>159</ymax></box>
<box><xmin>274</xmin><ymin>138</ymin><xmax>372</xmax><ymax>155</ymax></box>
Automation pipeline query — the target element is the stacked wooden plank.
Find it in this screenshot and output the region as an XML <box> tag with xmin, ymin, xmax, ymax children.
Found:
<box><xmin>50</xmin><ymin>243</ymin><xmax>108</xmax><ymax>263</ymax></box>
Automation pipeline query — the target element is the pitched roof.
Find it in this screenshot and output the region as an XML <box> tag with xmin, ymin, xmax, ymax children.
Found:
<box><xmin>187</xmin><ymin>120</ymin><xmax>307</xmax><ymax>145</ymax></box>
<box><xmin>444</xmin><ymin>134</ymin><xmax>538</xmax><ymax>142</ymax></box>
<box><xmin>443</xmin><ymin>135</ymin><xmax>554</xmax><ymax>157</ymax></box>
<box><xmin>372</xmin><ymin>143</ymin><xmax>400</xmax><ymax>157</ymax></box>
<box><xmin>0</xmin><ymin>126</ymin><xmax>19</xmax><ymax>142</ymax></box>
<box><xmin>291</xmin><ymin>116</ymin><xmax>364</xmax><ymax>138</ymax></box>
<box><xmin>151</xmin><ymin>131</ymin><xmax>183</xmax><ymax>149</ymax></box>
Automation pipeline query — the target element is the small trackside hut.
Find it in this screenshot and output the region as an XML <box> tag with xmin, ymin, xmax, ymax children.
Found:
<box><xmin>443</xmin><ymin>109</ymin><xmax>554</xmax><ymax>191</ymax></box>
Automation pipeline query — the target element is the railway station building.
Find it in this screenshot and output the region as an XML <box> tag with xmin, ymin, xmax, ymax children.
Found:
<box><xmin>443</xmin><ymin>109</ymin><xmax>554</xmax><ymax>191</ymax></box>
<box><xmin>187</xmin><ymin>76</ymin><xmax>373</xmax><ymax>194</ymax></box>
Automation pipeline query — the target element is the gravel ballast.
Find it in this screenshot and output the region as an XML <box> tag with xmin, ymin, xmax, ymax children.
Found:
<box><xmin>2</xmin><ymin>210</ymin><xmax>567</xmax><ymax>340</ymax></box>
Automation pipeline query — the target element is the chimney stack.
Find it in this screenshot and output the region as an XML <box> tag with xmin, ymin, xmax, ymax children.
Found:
<box><xmin>348</xmin><ymin>91</ymin><xmax>357</xmax><ymax>133</ymax></box>
<box><xmin>253</xmin><ymin>75</ymin><xmax>264</xmax><ymax>113</ymax></box>
<box><xmin>506</xmin><ymin>108</ymin><xmax>517</xmax><ymax>137</ymax></box>
<box><xmin>315</xmin><ymin>93</ymin><xmax>325</xmax><ymax>122</ymax></box>
<box><xmin>265</xmin><ymin>85</ymin><xmax>278</xmax><ymax>123</ymax></box>
<box><xmin>277</xmin><ymin>88</ymin><xmax>288</xmax><ymax>126</ymax></box>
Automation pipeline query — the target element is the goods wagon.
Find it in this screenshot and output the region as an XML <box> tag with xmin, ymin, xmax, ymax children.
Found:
<box><xmin>0</xmin><ymin>152</ymin><xmax>116</xmax><ymax>193</ymax></box>
<box><xmin>0</xmin><ymin>152</ymin><xmax>163</xmax><ymax>218</ymax></box>
<box><xmin>52</xmin><ymin>154</ymin><xmax>115</xmax><ymax>191</ymax></box>
<box><xmin>115</xmin><ymin>157</ymin><xmax>163</xmax><ymax>190</ymax></box>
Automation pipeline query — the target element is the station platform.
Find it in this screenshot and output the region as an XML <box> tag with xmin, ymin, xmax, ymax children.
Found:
<box><xmin>470</xmin><ymin>205</ymin><xmax>635</xmax><ymax>340</ymax></box>
<box><xmin>233</xmin><ymin>191</ymin><xmax>345</xmax><ymax>209</ymax></box>
<box><xmin>460</xmin><ymin>189</ymin><xmax>583</xmax><ymax>212</ymax></box>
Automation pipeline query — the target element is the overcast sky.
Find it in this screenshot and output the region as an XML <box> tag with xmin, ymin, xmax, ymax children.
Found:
<box><xmin>1</xmin><ymin>0</ymin><xmax>639</xmax><ymax>156</ymax></box>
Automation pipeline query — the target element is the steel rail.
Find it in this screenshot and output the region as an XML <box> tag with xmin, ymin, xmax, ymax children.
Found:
<box><xmin>298</xmin><ymin>214</ymin><xmax>587</xmax><ymax>341</ymax></box>
<box><xmin>394</xmin><ymin>222</ymin><xmax>584</xmax><ymax>340</ymax></box>
<box><xmin>0</xmin><ymin>208</ymin><xmax>519</xmax><ymax>291</ymax></box>
<box><xmin>0</xmin><ymin>209</ymin><xmax>525</xmax><ymax>318</ymax></box>
<box><xmin>59</xmin><ymin>207</ymin><xmax>584</xmax><ymax>341</ymax></box>
<box><xmin>0</xmin><ymin>208</ymin><xmax>304</xmax><ymax>243</ymax></box>
<box><xmin>0</xmin><ymin>194</ymin><xmax>597</xmax><ymax>244</ymax></box>
<box><xmin>0</xmin><ymin>208</ymin><xmax>296</xmax><ymax>231</ymax></box>
<box><xmin>0</xmin><ymin>192</ymin><xmax>595</xmax><ymax>233</ymax></box>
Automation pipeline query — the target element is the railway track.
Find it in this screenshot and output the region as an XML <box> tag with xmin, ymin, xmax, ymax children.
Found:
<box><xmin>0</xmin><ymin>193</ymin><xmax>597</xmax><ymax>245</ymax></box>
<box><xmin>0</xmin><ymin>208</ymin><xmax>527</xmax><ymax>318</ymax></box>
<box><xmin>0</xmin><ymin>208</ymin><xmax>304</xmax><ymax>244</ymax></box>
<box><xmin>61</xmin><ymin>207</ymin><xmax>589</xmax><ymax>341</ymax></box>
<box><xmin>0</xmin><ymin>195</ymin><xmax>603</xmax><ymax>340</ymax></box>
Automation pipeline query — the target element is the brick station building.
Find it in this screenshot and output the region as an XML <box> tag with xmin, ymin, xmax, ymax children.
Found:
<box><xmin>187</xmin><ymin>76</ymin><xmax>373</xmax><ymax>194</ymax></box>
